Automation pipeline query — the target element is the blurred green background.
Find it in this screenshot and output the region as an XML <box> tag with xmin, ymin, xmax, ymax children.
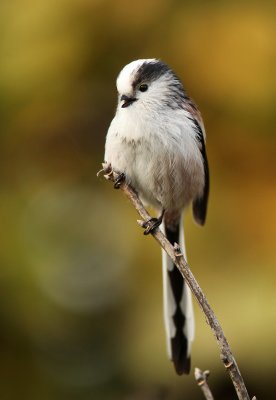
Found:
<box><xmin>0</xmin><ymin>0</ymin><xmax>275</xmax><ymax>399</ymax></box>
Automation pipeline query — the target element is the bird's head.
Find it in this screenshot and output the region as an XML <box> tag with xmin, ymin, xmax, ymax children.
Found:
<box><xmin>116</xmin><ymin>59</ymin><xmax>185</xmax><ymax>110</ymax></box>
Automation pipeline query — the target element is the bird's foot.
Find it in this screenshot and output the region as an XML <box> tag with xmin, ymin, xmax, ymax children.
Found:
<box><xmin>97</xmin><ymin>163</ymin><xmax>125</xmax><ymax>189</ymax></box>
<box><xmin>142</xmin><ymin>210</ymin><xmax>165</xmax><ymax>235</ymax></box>
<box><xmin>113</xmin><ymin>172</ymin><xmax>125</xmax><ymax>189</ymax></box>
<box><xmin>143</xmin><ymin>218</ymin><xmax>161</xmax><ymax>235</ymax></box>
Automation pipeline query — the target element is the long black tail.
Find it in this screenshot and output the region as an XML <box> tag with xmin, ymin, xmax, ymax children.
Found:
<box><xmin>162</xmin><ymin>220</ymin><xmax>194</xmax><ymax>374</ymax></box>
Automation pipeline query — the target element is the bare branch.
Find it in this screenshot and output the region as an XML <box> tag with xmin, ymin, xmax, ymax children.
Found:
<box><xmin>194</xmin><ymin>368</ymin><xmax>214</xmax><ymax>400</ymax></box>
<box><xmin>99</xmin><ymin>163</ymin><xmax>253</xmax><ymax>400</ymax></box>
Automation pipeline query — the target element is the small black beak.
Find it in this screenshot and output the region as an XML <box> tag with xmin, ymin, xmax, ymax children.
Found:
<box><xmin>121</xmin><ymin>94</ymin><xmax>137</xmax><ymax>108</ymax></box>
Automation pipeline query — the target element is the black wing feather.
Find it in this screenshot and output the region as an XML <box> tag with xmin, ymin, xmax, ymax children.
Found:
<box><xmin>191</xmin><ymin>119</ymin><xmax>209</xmax><ymax>225</ymax></box>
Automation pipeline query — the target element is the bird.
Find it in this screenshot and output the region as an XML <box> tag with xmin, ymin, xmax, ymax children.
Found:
<box><xmin>104</xmin><ymin>59</ymin><xmax>209</xmax><ymax>375</ymax></box>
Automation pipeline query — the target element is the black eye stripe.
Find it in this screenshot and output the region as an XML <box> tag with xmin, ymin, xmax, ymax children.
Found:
<box><xmin>135</xmin><ymin>61</ymin><xmax>170</xmax><ymax>84</ymax></box>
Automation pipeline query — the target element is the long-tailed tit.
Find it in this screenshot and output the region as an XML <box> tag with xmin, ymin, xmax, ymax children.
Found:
<box><xmin>104</xmin><ymin>59</ymin><xmax>209</xmax><ymax>374</ymax></box>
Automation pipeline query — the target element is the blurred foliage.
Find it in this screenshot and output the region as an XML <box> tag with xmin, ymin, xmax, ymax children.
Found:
<box><xmin>0</xmin><ymin>0</ymin><xmax>275</xmax><ymax>399</ymax></box>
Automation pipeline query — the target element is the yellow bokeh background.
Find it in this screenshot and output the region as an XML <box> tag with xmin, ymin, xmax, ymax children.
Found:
<box><xmin>0</xmin><ymin>1</ymin><xmax>275</xmax><ymax>399</ymax></box>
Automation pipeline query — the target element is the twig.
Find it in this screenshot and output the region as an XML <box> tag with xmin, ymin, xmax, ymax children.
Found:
<box><xmin>194</xmin><ymin>368</ymin><xmax>214</xmax><ymax>400</ymax></box>
<box><xmin>98</xmin><ymin>163</ymin><xmax>252</xmax><ymax>400</ymax></box>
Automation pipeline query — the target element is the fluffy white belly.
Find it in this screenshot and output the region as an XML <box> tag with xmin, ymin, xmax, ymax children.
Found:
<box><xmin>104</xmin><ymin>110</ymin><xmax>204</xmax><ymax>213</ymax></box>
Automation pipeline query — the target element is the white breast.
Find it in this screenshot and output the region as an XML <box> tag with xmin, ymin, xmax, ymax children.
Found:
<box><xmin>105</xmin><ymin>105</ymin><xmax>205</xmax><ymax>212</ymax></box>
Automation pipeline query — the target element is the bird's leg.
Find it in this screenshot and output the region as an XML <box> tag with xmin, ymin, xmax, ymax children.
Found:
<box><xmin>143</xmin><ymin>209</ymin><xmax>165</xmax><ymax>235</ymax></box>
<box><xmin>113</xmin><ymin>172</ymin><xmax>125</xmax><ymax>189</ymax></box>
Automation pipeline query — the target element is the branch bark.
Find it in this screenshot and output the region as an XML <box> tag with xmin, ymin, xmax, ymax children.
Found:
<box><xmin>98</xmin><ymin>163</ymin><xmax>253</xmax><ymax>400</ymax></box>
<box><xmin>194</xmin><ymin>368</ymin><xmax>214</xmax><ymax>400</ymax></box>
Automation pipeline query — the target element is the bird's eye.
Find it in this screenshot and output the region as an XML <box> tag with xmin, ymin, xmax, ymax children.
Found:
<box><xmin>139</xmin><ymin>84</ymin><xmax>148</xmax><ymax>92</ymax></box>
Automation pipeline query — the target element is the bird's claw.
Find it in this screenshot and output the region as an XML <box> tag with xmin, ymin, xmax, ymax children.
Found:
<box><xmin>143</xmin><ymin>217</ymin><xmax>162</xmax><ymax>235</ymax></box>
<box><xmin>114</xmin><ymin>172</ymin><xmax>125</xmax><ymax>189</ymax></box>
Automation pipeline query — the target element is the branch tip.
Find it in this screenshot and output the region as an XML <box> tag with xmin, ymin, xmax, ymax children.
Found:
<box><xmin>194</xmin><ymin>368</ymin><xmax>214</xmax><ymax>400</ymax></box>
<box><xmin>195</xmin><ymin>368</ymin><xmax>210</xmax><ymax>384</ymax></box>
<box><xmin>204</xmin><ymin>370</ymin><xmax>211</xmax><ymax>378</ymax></box>
<box><xmin>97</xmin><ymin>163</ymin><xmax>111</xmax><ymax>176</ymax></box>
<box><xmin>137</xmin><ymin>219</ymin><xmax>145</xmax><ymax>227</ymax></box>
